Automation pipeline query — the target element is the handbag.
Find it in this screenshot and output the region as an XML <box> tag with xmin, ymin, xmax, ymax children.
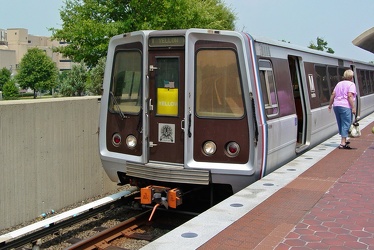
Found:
<box><xmin>349</xmin><ymin>121</ymin><xmax>361</xmax><ymax>138</ymax></box>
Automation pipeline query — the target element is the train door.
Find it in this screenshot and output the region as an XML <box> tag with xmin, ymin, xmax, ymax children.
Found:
<box><xmin>147</xmin><ymin>49</ymin><xmax>185</xmax><ymax>163</ymax></box>
<box><xmin>288</xmin><ymin>56</ymin><xmax>307</xmax><ymax>150</ymax></box>
<box><xmin>351</xmin><ymin>65</ymin><xmax>360</xmax><ymax>117</ymax></box>
<box><xmin>184</xmin><ymin>32</ymin><xmax>250</xmax><ymax>176</ymax></box>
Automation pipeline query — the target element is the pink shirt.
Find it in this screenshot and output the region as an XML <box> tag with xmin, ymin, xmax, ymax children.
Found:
<box><xmin>333</xmin><ymin>80</ymin><xmax>356</xmax><ymax>108</ymax></box>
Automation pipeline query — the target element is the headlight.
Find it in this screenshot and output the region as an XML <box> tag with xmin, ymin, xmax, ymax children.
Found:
<box><xmin>126</xmin><ymin>135</ymin><xmax>137</xmax><ymax>149</ymax></box>
<box><xmin>203</xmin><ymin>141</ymin><xmax>216</xmax><ymax>156</ymax></box>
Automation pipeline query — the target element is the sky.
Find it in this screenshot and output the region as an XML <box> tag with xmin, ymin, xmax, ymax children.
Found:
<box><xmin>1</xmin><ymin>0</ymin><xmax>373</xmax><ymax>62</ymax></box>
<box><xmin>0</xmin><ymin>0</ymin><xmax>64</xmax><ymax>36</ymax></box>
<box><xmin>223</xmin><ymin>0</ymin><xmax>374</xmax><ymax>62</ymax></box>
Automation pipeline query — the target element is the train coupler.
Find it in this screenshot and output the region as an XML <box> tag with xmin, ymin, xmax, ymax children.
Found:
<box><xmin>140</xmin><ymin>185</ymin><xmax>182</xmax><ymax>209</ymax></box>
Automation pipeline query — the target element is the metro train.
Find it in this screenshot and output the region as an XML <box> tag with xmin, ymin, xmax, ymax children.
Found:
<box><xmin>99</xmin><ymin>29</ymin><xmax>374</xmax><ymax>209</ymax></box>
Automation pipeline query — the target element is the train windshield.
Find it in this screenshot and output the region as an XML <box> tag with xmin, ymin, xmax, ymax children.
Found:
<box><xmin>109</xmin><ymin>50</ymin><xmax>142</xmax><ymax>114</ymax></box>
<box><xmin>195</xmin><ymin>49</ymin><xmax>244</xmax><ymax>118</ymax></box>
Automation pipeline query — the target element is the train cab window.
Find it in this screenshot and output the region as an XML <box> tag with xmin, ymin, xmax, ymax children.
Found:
<box><xmin>258</xmin><ymin>60</ymin><xmax>279</xmax><ymax>117</ymax></box>
<box><xmin>109</xmin><ymin>50</ymin><xmax>142</xmax><ymax>114</ymax></box>
<box><xmin>195</xmin><ymin>49</ymin><xmax>244</xmax><ymax>118</ymax></box>
<box><xmin>315</xmin><ymin>65</ymin><xmax>330</xmax><ymax>105</ymax></box>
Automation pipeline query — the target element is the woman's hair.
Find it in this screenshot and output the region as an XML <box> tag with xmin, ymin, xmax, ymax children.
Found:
<box><xmin>343</xmin><ymin>69</ymin><xmax>354</xmax><ymax>80</ymax></box>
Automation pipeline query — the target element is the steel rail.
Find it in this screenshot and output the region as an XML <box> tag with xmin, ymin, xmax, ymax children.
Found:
<box><xmin>0</xmin><ymin>192</ymin><xmax>138</xmax><ymax>250</ymax></box>
<box><xmin>65</xmin><ymin>209</ymin><xmax>153</xmax><ymax>250</ymax></box>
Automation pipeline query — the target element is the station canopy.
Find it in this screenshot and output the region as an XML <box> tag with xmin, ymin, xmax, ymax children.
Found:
<box><xmin>352</xmin><ymin>27</ymin><xmax>374</xmax><ymax>54</ymax></box>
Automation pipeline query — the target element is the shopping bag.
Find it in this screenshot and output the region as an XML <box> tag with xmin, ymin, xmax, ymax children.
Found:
<box><xmin>349</xmin><ymin>122</ymin><xmax>361</xmax><ymax>138</ymax></box>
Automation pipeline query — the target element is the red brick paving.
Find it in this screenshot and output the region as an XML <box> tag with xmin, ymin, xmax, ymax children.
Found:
<box><xmin>198</xmin><ymin>122</ymin><xmax>374</xmax><ymax>250</ymax></box>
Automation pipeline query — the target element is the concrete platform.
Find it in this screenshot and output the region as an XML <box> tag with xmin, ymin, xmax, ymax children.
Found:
<box><xmin>142</xmin><ymin>113</ymin><xmax>374</xmax><ymax>250</ymax></box>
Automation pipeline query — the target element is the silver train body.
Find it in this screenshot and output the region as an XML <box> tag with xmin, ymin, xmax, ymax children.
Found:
<box><xmin>99</xmin><ymin>29</ymin><xmax>374</xmax><ymax>205</ymax></box>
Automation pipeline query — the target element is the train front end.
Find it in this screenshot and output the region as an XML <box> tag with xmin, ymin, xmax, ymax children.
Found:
<box><xmin>99</xmin><ymin>29</ymin><xmax>260</xmax><ymax>208</ymax></box>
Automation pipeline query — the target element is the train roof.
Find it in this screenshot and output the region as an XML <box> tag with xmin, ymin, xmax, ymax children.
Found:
<box><xmin>113</xmin><ymin>29</ymin><xmax>372</xmax><ymax>66</ymax></box>
<box><xmin>249</xmin><ymin>33</ymin><xmax>372</xmax><ymax>66</ymax></box>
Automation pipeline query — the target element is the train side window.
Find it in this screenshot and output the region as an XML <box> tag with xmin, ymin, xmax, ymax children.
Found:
<box><xmin>328</xmin><ymin>67</ymin><xmax>339</xmax><ymax>90</ymax></box>
<box><xmin>315</xmin><ymin>65</ymin><xmax>330</xmax><ymax>105</ymax></box>
<box><xmin>338</xmin><ymin>68</ymin><xmax>346</xmax><ymax>81</ymax></box>
<box><xmin>370</xmin><ymin>71</ymin><xmax>374</xmax><ymax>93</ymax></box>
<box><xmin>358</xmin><ymin>70</ymin><xmax>366</xmax><ymax>95</ymax></box>
<box><xmin>365</xmin><ymin>70</ymin><xmax>370</xmax><ymax>95</ymax></box>
<box><xmin>195</xmin><ymin>49</ymin><xmax>244</xmax><ymax>118</ymax></box>
<box><xmin>109</xmin><ymin>50</ymin><xmax>142</xmax><ymax>114</ymax></box>
<box><xmin>258</xmin><ymin>60</ymin><xmax>279</xmax><ymax>117</ymax></box>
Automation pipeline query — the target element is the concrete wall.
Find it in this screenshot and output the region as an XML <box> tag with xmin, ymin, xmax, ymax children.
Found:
<box><xmin>0</xmin><ymin>97</ymin><xmax>118</xmax><ymax>230</ymax></box>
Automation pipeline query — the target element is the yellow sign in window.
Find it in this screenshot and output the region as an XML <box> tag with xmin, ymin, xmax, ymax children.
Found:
<box><xmin>157</xmin><ymin>88</ymin><xmax>178</xmax><ymax>116</ymax></box>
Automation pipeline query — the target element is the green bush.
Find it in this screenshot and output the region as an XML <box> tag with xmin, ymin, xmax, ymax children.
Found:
<box><xmin>2</xmin><ymin>79</ymin><xmax>20</xmax><ymax>100</ymax></box>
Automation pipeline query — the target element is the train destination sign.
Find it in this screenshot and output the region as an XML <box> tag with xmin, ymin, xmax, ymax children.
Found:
<box><xmin>149</xmin><ymin>36</ymin><xmax>185</xmax><ymax>47</ymax></box>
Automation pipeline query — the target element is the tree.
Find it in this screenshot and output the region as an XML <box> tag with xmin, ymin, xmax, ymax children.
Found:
<box><xmin>87</xmin><ymin>57</ymin><xmax>105</xmax><ymax>95</ymax></box>
<box><xmin>59</xmin><ymin>77</ymin><xmax>75</xmax><ymax>97</ymax></box>
<box><xmin>56</xmin><ymin>70</ymin><xmax>69</xmax><ymax>95</ymax></box>
<box><xmin>50</xmin><ymin>0</ymin><xmax>235</xmax><ymax>67</ymax></box>
<box><xmin>0</xmin><ymin>67</ymin><xmax>11</xmax><ymax>91</ymax></box>
<box><xmin>308</xmin><ymin>37</ymin><xmax>334</xmax><ymax>54</ymax></box>
<box><xmin>60</xmin><ymin>61</ymin><xmax>88</xmax><ymax>96</ymax></box>
<box><xmin>16</xmin><ymin>48</ymin><xmax>58</xmax><ymax>98</ymax></box>
<box><xmin>2</xmin><ymin>79</ymin><xmax>19</xmax><ymax>100</ymax></box>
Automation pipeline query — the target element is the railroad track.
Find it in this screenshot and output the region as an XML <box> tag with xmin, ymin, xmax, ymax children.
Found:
<box><xmin>1</xmin><ymin>188</ymin><xmax>197</xmax><ymax>250</ymax></box>
<box><xmin>64</xmin><ymin>207</ymin><xmax>197</xmax><ymax>250</ymax></box>
<box><xmin>65</xmin><ymin>209</ymin><xmax>153</xmax><ymax>250</ymax></box>
<box><xmin>0</xmin><ymin>189</ymin><xmax>139</xmax><ymax>250</ymax></box>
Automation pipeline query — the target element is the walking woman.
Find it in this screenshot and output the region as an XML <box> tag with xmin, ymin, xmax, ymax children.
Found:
<box><xmin>328</xmin><ymin>69</ymin><xmax>357</xmax><ymax>149</ymax></box>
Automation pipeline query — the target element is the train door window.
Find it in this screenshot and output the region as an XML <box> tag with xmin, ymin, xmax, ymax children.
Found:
<box><xmin>315</xmin><ymin>65</ymin><xmax>329</xmax><ymax>105</ymax></box>
<box><xmin>195</xmin><ymin>49</ymin><xmax>244</xmax><ymax>118</ymax></box>
<box><xmin>356</xmin><ymin>69</ymin><xmax>362</xmax><ymax>94</ymax></box>
<box><xmin>328</xmin><ymin>67</ymin><xmax>339</xmax><ymax>90</ymax></box>
<box><xmin>155</xmin><ymin>57</ymin><xmax>179</xmax><ymax>116</ymax></box>
<box><xmin>109</xmin><ymin>50</ymin><xmax>142</xmax><ymax>114</ymax></box>
<box><xmin>258</xmin><ymin>59</ymin><xmax>279</xmax><ymax>117</ymax></box>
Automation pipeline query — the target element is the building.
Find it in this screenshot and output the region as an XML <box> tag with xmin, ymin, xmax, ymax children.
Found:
<box><xmin>0</xmin><ymin>28</ymin><xmax>72</xmax><ymax>76</ymax></box>
<box><xmin>0</xmin><ymin>29</ymin><xmax>16</xmax><ymax>75</ymax></box>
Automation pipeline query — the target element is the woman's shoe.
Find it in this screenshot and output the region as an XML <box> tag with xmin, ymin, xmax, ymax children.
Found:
<box><xmin>338</xmin><ymin>144</ymin><xmax>352</xmax><ymax>149</ymax></box>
